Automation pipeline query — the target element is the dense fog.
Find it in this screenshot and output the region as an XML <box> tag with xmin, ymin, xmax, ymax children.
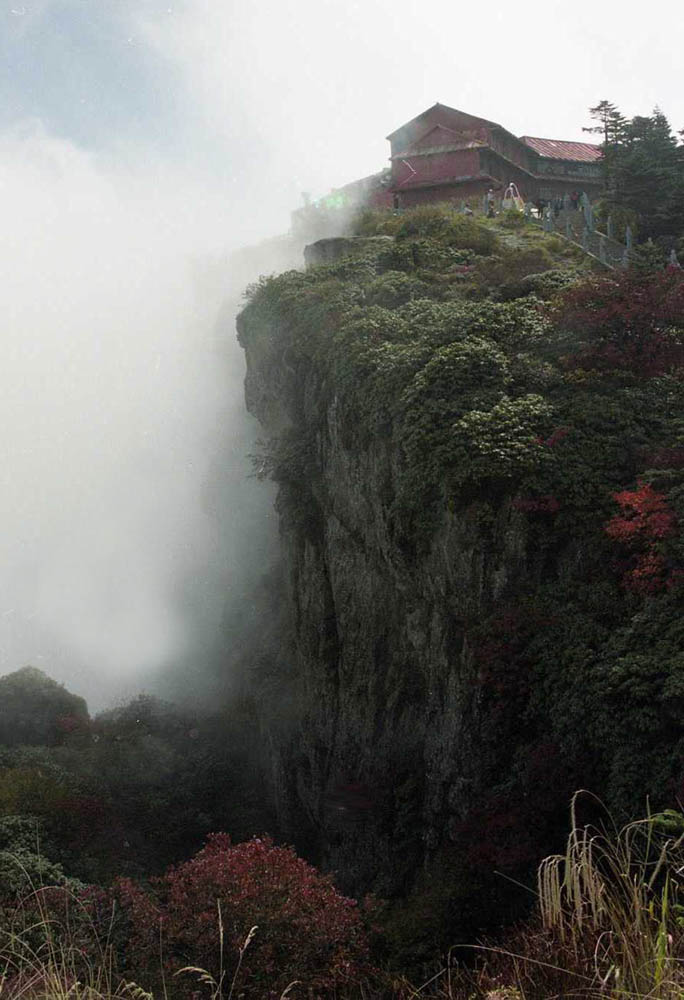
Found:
<box><xmin>0</xmin><ymin>126</ymin><xmax>296</xmax><ymax>708</ymax></box>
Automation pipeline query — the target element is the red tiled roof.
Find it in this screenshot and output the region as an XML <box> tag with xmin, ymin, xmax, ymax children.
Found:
<box><xmin>520</xmin><ymin>136</ymin><xmax>602</xmax><ymax>162</ymax></box>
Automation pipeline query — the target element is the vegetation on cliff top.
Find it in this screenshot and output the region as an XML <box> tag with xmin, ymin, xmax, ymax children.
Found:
<box><xmin>239</xmin><ymin>207</ymin><xmax>588</xmax><ymax>537</ymax></box>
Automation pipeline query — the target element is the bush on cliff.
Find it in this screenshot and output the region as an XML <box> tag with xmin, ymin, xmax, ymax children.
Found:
<box><xmin>394</xmin><ymin>204</ymin><xmax>499</xmax><ymax>255</ymax></box>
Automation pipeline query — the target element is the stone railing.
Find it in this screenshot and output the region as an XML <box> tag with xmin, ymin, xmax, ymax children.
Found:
<box><xmin>528</xmin><ymin>206</ymin><xmax>631</xmax><ymax>269</ymax></box>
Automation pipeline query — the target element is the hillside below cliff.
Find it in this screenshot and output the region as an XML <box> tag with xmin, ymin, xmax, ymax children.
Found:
<box><xmin>236</xmin><ymin>206</ymin><xmax>684</xmax><ymax>948</ymax></box>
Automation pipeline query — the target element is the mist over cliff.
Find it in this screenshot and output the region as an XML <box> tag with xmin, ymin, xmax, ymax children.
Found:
<box><xmin>0</xmin><ymin>125</ymin><xmax>302</xmax><ymax>709</ymax></box>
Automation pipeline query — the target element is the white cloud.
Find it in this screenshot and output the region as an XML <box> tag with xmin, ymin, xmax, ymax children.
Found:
<box><xmin>0</xmin><ymin>119</ymin><xmax>281</xmax><ymax>708</ymax></box>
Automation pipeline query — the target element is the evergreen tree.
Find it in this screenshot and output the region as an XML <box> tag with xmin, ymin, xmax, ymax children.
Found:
<box><xmin>587</xmin><ymin>101</ymin><xmax>684</xmax><ymax>244</ymax></box>
<box><xmin>583</xmin><ymin>100</ymin><xmax>628</xmax><ymax>202</ymax></box>
<box><xmin>620</xmin><ymin>110</ymin><xmax>681</xmax><ymax>238</ymax></box>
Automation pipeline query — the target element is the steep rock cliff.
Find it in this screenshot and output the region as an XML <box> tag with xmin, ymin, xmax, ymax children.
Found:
<box><xmin>236</xmin><ymin>209</ymin><xmax>684</xmax><ymax>937</ymax></box>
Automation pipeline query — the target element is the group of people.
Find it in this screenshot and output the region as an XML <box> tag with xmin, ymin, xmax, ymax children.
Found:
<box><xmin>483</xmin><ymin>186</ymin><xmax>588</xmax><ymax>221</ymax></box>
<box><xmin>534</xmin><ymin>190</ymin><xmax>582</xmax><ymax>219</ymax></box>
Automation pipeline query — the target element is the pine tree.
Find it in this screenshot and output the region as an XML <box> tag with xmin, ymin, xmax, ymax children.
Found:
<box><xmin>583</xmin><ymin>100</ymin><xmax>628</xmax><ymax>147</ymax></box>
<box><xmin>583</xmin><ymin>100</ymin><xmax>628</xmax><ymax>202</ymax></box>
<box><xmin>586</xmin><ymin>101</ymin><xmax>684</xmax><ymax>244</ymax></box>
<box><xmin>620</xmin><ymin>109</ymin><xmax>681</xmax><ymax>238</ymax></box>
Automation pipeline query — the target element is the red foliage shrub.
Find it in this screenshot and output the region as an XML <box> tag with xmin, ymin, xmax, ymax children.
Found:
<box><xmin>112</xmin><ymin>834</ymin><xmax>370</xmax><ymax>998</ymax></box>
<box><xmin>645</xmin><ymin>446</ymin><xmax>684</xmax><ymax>469</ymax></box>
<box><xmin>56</xmin><ymin>714</ymin><xmax>85</xmax><ymax>734</ymax></box>
<box><xmin>605</xmin><ymin>481</ymin><xmax>678</xmax><ymax>592</ymax></box>
<box><xmin>606</xmin><ymin>482</ymin><xmax>677</xmax><ymax>543</ymax></box>
<box><xmin>552</xmin><ymin>268</ymin><xmax>684</xmax><ymax>376</ymax></box>
<box><xmin>512</xmin><ymin>494</ymin><xmax>561</xmax><ymax>514</ymax></box>
<box><xmin>455</xmin><ymin>798</ymin><xmax>537</xmax><ymax>870</ymax></box>
<box><xmin>536</xmin><ymin>427</ymin><xmax>570</xmax><ymax>448</ymax></box>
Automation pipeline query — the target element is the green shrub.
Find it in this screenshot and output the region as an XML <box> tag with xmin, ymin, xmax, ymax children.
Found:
<box><xmin>515</xmin><ymin>267</ymin><xmax>584</xmax><ymax>300</ymax></box>
<box><xmin>352</xmin><ymin>207</ymin><xmax>404</xmax><ymax>237</ymax></box>
<box><xmin>474</xmin><ymin>247</ymin><xmax>555</xmax><ymax>298</ymax></box>
<box><xmin>499</xmin><ymin>208</ymin><xmax>527</xmax><ymax>229</ymax></box>
<box><xmin>449</xmin><ymin>394</ymin><xmax>553</xmax><ymax>485</ymax></box>
<box><xmin>364</xmin><ymin>270</ymin><xmax>430</xmax><ymax>308</ymax></box>
<box><xmin>396</xmin><ymin>205</ymin><xmax>498</xmax><ymax>255</ymax></box>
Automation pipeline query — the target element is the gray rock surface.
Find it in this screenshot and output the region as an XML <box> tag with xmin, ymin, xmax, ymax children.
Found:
<box><xmin>237</xmin><ymin>259</ymin><xmax>532</xmax><ymax>899</ymax></box>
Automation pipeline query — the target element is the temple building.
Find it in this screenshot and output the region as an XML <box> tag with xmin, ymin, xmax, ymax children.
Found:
<box><xmin>387</xmin><ymin>103</ymin><xmax>602</xmax><ymax>206</ymax></box>
<box><xmin>291</xmin><ymin>102</ymin><xmax>603</xmax><ymax>235</ymax></box>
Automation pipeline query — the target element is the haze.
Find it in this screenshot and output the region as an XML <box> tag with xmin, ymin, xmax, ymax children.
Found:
<box><xmin>0</xmin><ymin>0</ymin><xmax>680</xmax><ymax>708</ymax></box>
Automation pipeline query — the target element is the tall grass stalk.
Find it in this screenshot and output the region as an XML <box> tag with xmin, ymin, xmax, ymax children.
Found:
<box><xmin>536</xmin><ymin>791</ymin><xmax>684</xmax><ymax>997</ymax></box>
<box><xmin>0</xmin><ymin>857</ymin><xmax>148</xmax><ymax>1000</ymax></box>
<box><xmin>177</xmin><ymin>918</ymin><xmax>259</xmax><ymax>1000</ymax></box>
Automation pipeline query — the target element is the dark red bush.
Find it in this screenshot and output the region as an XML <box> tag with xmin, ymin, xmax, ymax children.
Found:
<box><xmin>645</xmin><ymin>446</ymin><xmax>684</xmax><ymax>469</ymax></box>
<box><xmin>552</xmin><ymin>269</ymin><xmax>684</xmax><ymax>376</ymax></box>
<box><xmin>112</xmin><ymin>834</ymin><xmax>370</xmax><ymax>998</ymax></box>
<box><xmin>512</xmin><ymin>495</ymin><xmax>561</xmax><ymax>514</ymax></box>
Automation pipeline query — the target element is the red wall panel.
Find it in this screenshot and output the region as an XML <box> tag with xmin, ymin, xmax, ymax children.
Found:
<box><xmin>392</xmin><ymin>148</ymin><xmax>481</xmax><ymax>188</ymax></box>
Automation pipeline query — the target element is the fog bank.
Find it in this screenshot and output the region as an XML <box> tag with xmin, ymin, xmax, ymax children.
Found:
<box><xmin>0</xmin><ymin>123</ymin><xmax>296</xmax><ymax>709</ymax></box>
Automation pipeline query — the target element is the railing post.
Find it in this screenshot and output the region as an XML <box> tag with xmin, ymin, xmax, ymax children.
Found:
<box><xmin>581</xmin><ymin>229</ymin><xmax>589</xmax><ymax>251</ymax></box>
<box><xmin>599</xmin><ymin>235</ymin><xmax>607</xmax><ymax>265</ymax></box>
<box><xmin>622</xmin><ymin>247</ymin><xmax>630</xmax><ymax>268</ymax></box>
<box><xmin>606</xmin><ymin>215</ymin><xmax>614</xmax><ymax>240</ymax></box>
<box><xmin>625</xmin><ymin>225</ymin><xmax>633</xmax><ymax>250</ymax></box>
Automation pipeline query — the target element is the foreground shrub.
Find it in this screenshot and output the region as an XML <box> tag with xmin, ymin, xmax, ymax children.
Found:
<box><xmin>0</xmin><ymin>883</ymin><xmax>143</xmax><ymax>1000</ymax></box>
<box><xmin>472</xmin><ymin>247</ymin><xmax>555</xmax><ymax>300</ymax></box>
<box><xmin>113</xmin><ymin>834</ymin><xmax>371</xmax><ymax>998</ymax></box>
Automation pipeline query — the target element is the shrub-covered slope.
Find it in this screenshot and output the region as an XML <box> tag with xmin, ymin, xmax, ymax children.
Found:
<box><xmin>237</xmin><ymin>205</ymin><xmax>684</xmax><ymax>947</ymax></box>
<box><xmin>0</xmin><ymin>666</ymin><xmax>88</xmax><ymax>747</ymax></box>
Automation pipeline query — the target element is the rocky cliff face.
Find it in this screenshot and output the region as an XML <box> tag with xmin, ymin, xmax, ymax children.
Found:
<box><xmin>237</xmin><ymin>241</ymin><xmax>535</xmax><ymax>903</ymax></box>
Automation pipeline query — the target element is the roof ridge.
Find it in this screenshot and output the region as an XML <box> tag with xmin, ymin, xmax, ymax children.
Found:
<box><xmin>520</xmin><ymin>133</ymin><xmax>599</xmax><ymax>144</ymax></box>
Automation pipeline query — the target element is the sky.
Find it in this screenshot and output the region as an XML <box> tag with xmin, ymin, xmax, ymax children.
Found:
<box><xmin>0</xmin><ymin>0</ymin><xmax>681</xmax><ymax>709</ymax></box>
